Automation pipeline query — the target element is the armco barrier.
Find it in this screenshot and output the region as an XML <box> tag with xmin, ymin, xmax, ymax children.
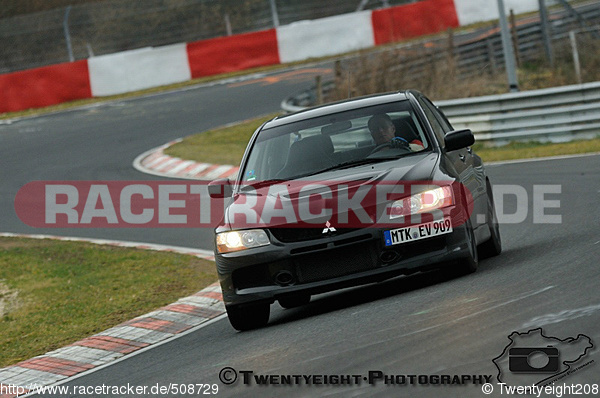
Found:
<box><xmin>436</xmin><ymin>82</ymin><xmax>600</xmax><ymax>117</ymax></box>
<box><xmin>438</xmin><ymin>82</ymin><xmax>600</xmax><ymax>143</ymax></box>
<box><xmin>282</xmin><ymin>82</ymin><xmax>600</xmax><ymax>143</ymax></box>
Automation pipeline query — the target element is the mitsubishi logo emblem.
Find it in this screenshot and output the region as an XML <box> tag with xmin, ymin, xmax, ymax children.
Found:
<box><xmin>322</xmin><ymin>221</ymin><xmax>337</xmax><ymax>234</ymax></box>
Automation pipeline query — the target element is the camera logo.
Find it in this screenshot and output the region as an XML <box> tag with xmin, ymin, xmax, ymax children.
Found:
<box><xmin>508</xmin><ymin>346</ymin><xmax>559</xmax><ymax>373</ymax></box>
<box><xmin>493</xmin><ymin>328</ymin><xmax>594</xmax><ymax>387</ymax></box>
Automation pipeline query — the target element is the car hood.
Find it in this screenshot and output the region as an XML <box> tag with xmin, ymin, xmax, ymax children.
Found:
<box><xmin>223</xmin><ymin>152</ymin><xmax>440</xmax><ymax>229</ymax></box>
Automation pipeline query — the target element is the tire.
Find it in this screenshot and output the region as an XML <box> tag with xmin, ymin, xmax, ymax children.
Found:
<box><xmin>478</xmin><ymin>181</ymin><xmax>502</xmax><ymax>259</ymax></box>
<box><xmin>278</xmin><ymin>294</ymin><xmax>310</xmax><ymax>309</ymax></box>
<box><xmin>458</xmin><ymin>219</ymin><xmax>479</xmax><ymax>274</ymax></box>
<box><xmin>225</xmin><ymin>303</ymin><xmax>270</xmax><ymax>331</ymax></box>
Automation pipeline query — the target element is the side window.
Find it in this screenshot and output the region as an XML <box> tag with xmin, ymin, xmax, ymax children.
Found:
<box><xmin>417</xmin><ymin>97</ymin><xmax>445</xmax><ymax>145</ymax></box>
<box><xmin>423</xmin><ymin>98</ymin><xmax>454</xmax><ymax>133</ymax></box>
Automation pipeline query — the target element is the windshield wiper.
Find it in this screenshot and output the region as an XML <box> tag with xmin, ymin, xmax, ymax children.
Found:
<box><xmin>241</xmin><ymin>158</ymin><xmax>398</xmax><ymax>187</ymax></box>
<box><xmin>315</xmin><ymin>157</ymin><xmax>399</xmax><ymax>174</ymax></box>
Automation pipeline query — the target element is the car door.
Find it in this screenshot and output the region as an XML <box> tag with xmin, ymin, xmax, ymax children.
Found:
<box><xmin>417</xmin><ymin>95</ymin><xmax>486</xmax><ymax>228</ymax></box>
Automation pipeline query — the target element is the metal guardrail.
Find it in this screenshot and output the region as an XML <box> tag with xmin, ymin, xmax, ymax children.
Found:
<box><xmin>437</xmin><ymin>82</ymin><xmax>600</xmax><ymax>117</ymax></box>
<box><xmin>436</xmin><ymin>82</ymin><xmax>600</xmax><ymax>143</ymax></box>
<box><xmin>282</xmin><ymin>82</ymin><xmax>600</xmax><ymax>143</ymax></box>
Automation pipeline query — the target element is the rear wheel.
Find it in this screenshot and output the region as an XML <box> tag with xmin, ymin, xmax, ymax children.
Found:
<box><xmin>225</xmin><ymin>303</ymin><xmax>270</xmax><ymax>331</ymax></box>
<box><xmin>278</xmin><ymin>294</ymin><xmax>310</xmax><ymax>309</ymax></box>
<box><xmin>478</xmin><ymin>181</ymin><xmax>502</xmax><ymax>259</ymax></box>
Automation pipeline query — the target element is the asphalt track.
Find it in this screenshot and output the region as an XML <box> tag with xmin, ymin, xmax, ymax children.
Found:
<box><xmin>0</xmin><ymin>66</ymin><xmax>333</xmax><ymax>248</ymax></box>
<box><xmin>29</xmin><ymin>154</ymin><xmax>600</xmax><ymax>397</ymax></box>
<box><xmin>2</xmin><ymin>64</ymin><xmax>600</xmax><ymax>397</ymax></box>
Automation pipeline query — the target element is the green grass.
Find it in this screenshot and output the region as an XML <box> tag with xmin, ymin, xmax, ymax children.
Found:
<box><xmin>473</xmin><ymin>138</ymin><xmax>600</xmax><ymax>162</ymax></box>
<box><xmin>164</xmin><ymin>114</ymin><xmax>280</xmax><ymax>166</ymax></box>
<box><xmin>166</xmin><ymin>114</ymin><xmax>600</xmax><ymax>166</ymax></box>
<box><xmin>0</xmin><ymin>237</ymin><xmax>217</xmax><ymax>367</ymax></box>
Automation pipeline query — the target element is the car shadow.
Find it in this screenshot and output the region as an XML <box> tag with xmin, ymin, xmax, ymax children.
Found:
<box><xmin>267</xmin><ymin>264</ymin><xmax>468</xmax><ymax>327</ymax></box>
<box><xmin>266</xmin><ymin>233</ymin><xmax>563</xmax><ymax>328</ymax></box>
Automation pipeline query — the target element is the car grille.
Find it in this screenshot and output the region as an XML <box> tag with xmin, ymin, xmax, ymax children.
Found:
<box><xmin>269</xmin><ymin>227</ymin><xmax>360</xmax><ymax>243</ymax></box>
<box><xmin>294</xmin><ymin>242</ymin><xmax>377</xmax><ymax>283</ymax></box>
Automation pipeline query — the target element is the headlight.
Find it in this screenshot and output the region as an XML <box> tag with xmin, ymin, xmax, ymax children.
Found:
<box><xmin>216</xmin><ymin>229</ymin><xmax>270</xmax><ymax>253</ymax></box>
<box><xmin>389</xmin><ymin>186</ymin><xmax>454</xmax><ymax>219</ymax></box>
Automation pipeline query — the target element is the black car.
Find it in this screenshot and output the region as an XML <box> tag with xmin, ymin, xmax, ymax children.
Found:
<box><xmin>208</xmin><ymin>90</ymin><xmax>501</xmax><ymax>331</ymax></box>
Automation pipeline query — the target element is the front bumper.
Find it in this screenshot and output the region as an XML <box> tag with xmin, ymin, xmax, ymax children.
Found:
<box><xmin>215</xmin><ymin>214</ymin><xmax>472</xmax><ymax>306</ymax></box>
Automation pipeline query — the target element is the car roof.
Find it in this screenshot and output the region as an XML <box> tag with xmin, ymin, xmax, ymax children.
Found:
<box><xmin>264</xmin><ymin>91</ymin><xmax>414</xmax><ymax>129</ymax></box>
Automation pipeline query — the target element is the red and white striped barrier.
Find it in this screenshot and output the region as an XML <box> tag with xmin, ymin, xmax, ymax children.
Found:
<box><xmin>187</xmin><ymin>29</ymin><xmax>280</xmax><ymax>78</ymax></box>
<box><xmin>0</xmin><ymin>0</ymin><xmax>544</xmax><ymax>114</ymax></box>
<box><xmin>0</xmin><ymin>60</ymin><xmax>91</xmax><ymax>114</ymax></box>
<box><xmin>88</xmin><ymin>44</ymin><xmax>192</xmax><ymax>97</ymax></box>
<box><xmin>277</xmin><ymin>11</ymin><xmax>376</xmax><ymax>63</ymax></box>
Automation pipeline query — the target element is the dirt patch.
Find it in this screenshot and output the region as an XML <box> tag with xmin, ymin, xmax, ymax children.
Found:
<box><xmin>0</xmin><ymin>280</ymin><xmax>19</xmax><ymax>318</ymax></box>
<box><xmin>0</xmin><ymin>238</ymin><xmax>31</xmax><ymax>250</ymax></box>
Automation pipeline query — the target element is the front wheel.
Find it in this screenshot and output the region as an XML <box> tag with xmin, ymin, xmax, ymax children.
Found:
<box><xmin>226</xmin><ymin>303</ymin><xmax>270</xmax><ymax>331</ymax></box>
<box><xmin>458</xmin><ymin>219</ymin><xmax>479</xmax><ymax>274</ymax></box>
<box><xmin>478</xmin><ymin>181</ymin><xmax>502</xmax><ymax>259</ymax></box>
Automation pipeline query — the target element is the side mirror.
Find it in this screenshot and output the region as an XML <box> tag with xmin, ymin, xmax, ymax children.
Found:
<box><xmin>208</xmin><ymin>178</ymin><xmax>233</xmax><ymax>199</ymax></box>
<box><xmin>444</xmin><ymin>129</ymin><xmax>474</xmax><ymax>152</ymax></box>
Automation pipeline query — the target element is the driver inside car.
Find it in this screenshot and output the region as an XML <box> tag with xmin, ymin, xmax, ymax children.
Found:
<box><xmin>368</xmin><ymin>113</ymin><xmax>425</xmax><ymax>152</ymax></box>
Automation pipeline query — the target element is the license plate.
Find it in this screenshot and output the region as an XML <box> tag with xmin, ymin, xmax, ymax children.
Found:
<box><xmin>384</xmin><ymin>218</ymin><xmax>453</xmax><ymax>246</ymax></box>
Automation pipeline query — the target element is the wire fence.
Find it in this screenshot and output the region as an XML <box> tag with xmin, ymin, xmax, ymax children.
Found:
<box><xmin>323</xmin><ymin>4</ymin><xmax>600</xmax><ymax>102</ymax></box>
<box><xmin>0</xmin><ymin>0</ymin><xmax>415</xmax><ymax>73</ymax></box>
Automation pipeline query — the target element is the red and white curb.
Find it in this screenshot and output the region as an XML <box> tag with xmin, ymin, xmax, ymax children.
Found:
<box><xmin>0</xmin><ymin>233</ymin><xmax>224</xmax><ymax>398</ymax></box>
<box><xmin>133</xmin><ymin>140</ymin><xmax>239</xmax><ymax>181</ymax></box>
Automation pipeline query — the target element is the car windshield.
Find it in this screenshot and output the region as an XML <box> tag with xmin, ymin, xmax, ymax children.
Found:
<box><xmin>241</xmin><ymin>100</ymin><xmax>429</xmax><ymax>183</ymax></box>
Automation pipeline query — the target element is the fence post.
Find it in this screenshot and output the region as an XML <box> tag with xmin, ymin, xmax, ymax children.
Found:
<box><xmin>269</xmin><ymin>0</ymin><xmax>280</xmax><ymax>27</ymax></box>
<box><xmin>63</xmin><ymin>5</ymin><xmax>75</xmax><ymax>62</ymax></box>
<box><xmin>86</xmin><ymin>43</ymin><xmax>94</xmax><ymax>57</ymax></box>
<box><xmin>538</xmin><ymin>0</ymin><xmax>554</xmax><ymax>66</ymax></box>
<box><xmin>569</xmin><ymin>31</ymin><xmax>582</xmax><ymax>84</ymax></box>
<box><xmin>446</xmin><ymin>28</ymin><xmax>456</xmax><ymax>78</ymax></box>
<box><xmin>447</xmin><ymin>28</ymin><xmax>454</xmax><ymax>60</ymax></box>
<box><xmin>334</xmin><ymin>60</ymin><xmax>343</xmax><ymax>81</ymax></box>
<box><xmin>486</xmin><ymin>38</ymin><xmax>498</xmax><ymax>75</ymax></box>
<box><xmin>224</xmin><ymin>14</ymin><xmax>232</xmax><ymax>36</ymax></box>
<box><xmin>356</xmin><ymin>0</ymin><xmax>369</xmax><ymax>11</ymax></box>
<box><xmin>510</xmin><ymin>9</ymin><xmax>521</xmax><ymax>67</ymax></box>
<box><xmin>316</xmin><ymin>75</ymin><xmax>323</xmax><ymax>105</ymax></box>
<box><xmin>496</xmin><ymin>0</ymin><xmax>519</xmax><ymax>92</ymax></box>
